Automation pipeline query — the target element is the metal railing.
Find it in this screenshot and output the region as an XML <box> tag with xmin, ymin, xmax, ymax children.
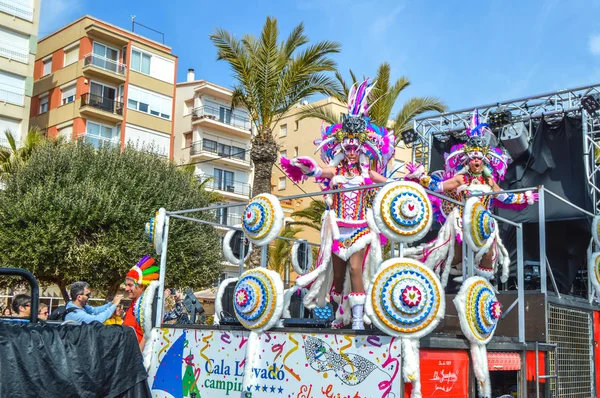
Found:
<box><xmin>215</xmin><ymin>211</ymin><xmax>243</xmax><ymax>227</ymax></box>
<box><xmin>0</xmin><ymin>40</ymin><xmax>28</xmax><ymax>64</ymax></box>
<box><xmin>0</xmin><ymin>0</ymin><xmax>34</xmax><ymax>21</ymax></box>
<box><xmin>200</xmin><ymin>175</ymin><xmax>251</xmax><ymax>197</ymax></box>
<box><xmin>0</xmin><ymin>86</ymin><xmax>25</xmax><ymax>106</ymax></box>
<box><xmin>190</xmin><ymin>140</ymin><xmax>249</xmax><ymax>163</ymax></box>
<box><xmin>78</xmin><ymin>131</ymin><xmax>120</xmax><ymax>149</ymax></box>
<box><xmin>80</xmin><ymin>93</ymin><xmax>123</xmax><ymax>115</ymax></box>
<box><xmin>83</xmin><ymin>53</ymin><xmax>126</xmax><ymax>76</ymax></box>
<box><xmin>191</xmin><ymin>105</ymin><xmax>251</xmax><ymax>130</ymax></box>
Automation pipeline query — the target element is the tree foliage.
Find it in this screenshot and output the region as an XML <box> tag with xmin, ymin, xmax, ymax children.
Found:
<box><xmin>0</xmin><ymin>142</ymin><xmax>223</xmax><ymax>297</ymax></box>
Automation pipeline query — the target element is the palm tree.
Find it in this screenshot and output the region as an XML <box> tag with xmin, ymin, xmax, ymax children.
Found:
<box><xmin>297</xmin><ymin>62</ymin><xmax>447</xmax><ymax>139</ymax></box>
<box><xmin>268</xmin><ymin>225</ymin><xmax>303</xmax><ymax>285</ymax></box>
<box><xmin>0</xmin><ymin>127</ymin><xmax>46</xmax><ymax>180</ymax></box>
<box><xmin>210</xmin><ymin>17</ymin><xmax>342</xmax><ymax>196</ymax></box>
<box><xmin>288</xmin><ymin>199</ymin><xmax>326</xmax><ymax>231</ymax></box>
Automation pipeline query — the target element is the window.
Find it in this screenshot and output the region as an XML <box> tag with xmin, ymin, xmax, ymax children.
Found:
<box><xmin>0</xmin><ymin>26</ymin><xmax>29</xmax><ymax>64</ymax></box>
<box><xmin>87</xmin><ymin>121</ymin><xmax>116</xmax><ymax>139</ymax></box>
<box><xmin>280</xmin><ymin>124</ymin><xmax>287</xmax><ymax>137</ymax></box>
<box><xmin>184</xmin><ymin>132</ymin><xmax>192</xmax><ymax>148</ymax></box>
<box><xmin>281</xmin><ymin>150</ymin><xmax>287</xmax><ymax>158</ymax></box>
<box><xmin>122</xmin><ymin>46</ymin><xmax>127</xmax><ymax>65</ymax></box>
<box><xmin>58</xmin><ymin>125</ymin><xmax>73</xmax><ymax>142</ymax></box>
<box><xmin>61</xmin><ymin>84</ymin><xmax>76</xmax><ymax>105</ymax></box>
<box><xmin>278</xmin><ymin>177</ymin><xmax>286</xmax><ymax>190</ymax></box>
<box><xmin>203</xmin><ymin>139</ymin><xmax>217</xmax><ymax>153</ymax></box>
<box><xmin>0</xmin><ymin>70</ymin><xmax>25</xmax><ymax>106</ymax></box>
<box><xmin>124</xmin><ymin>124</ymin><xmax>169</xmax><ymax>157</ymax></box>
<box><xmin>127</xmin><ymin>85</ymin><xmax>172</xmax><ymax>120</ymax></box>
<box><xmin>64</xmin><ymin>45</ymin><xmax>79</xmax><ymax>66</ymax></box>
<box><xmin>294</xmin><ymin>120</ymin><xmax>299</xmax><ymax>131</ymax></box>
<box><xmin>39</xmin><ymin>95</ymin><xmax>48</xmax><ymax>113</ymax></box>
<box><xmin>214</xmin><ymin>168</ymin><xmax>235</xmax><ymax>192</ymax></box>
<box><xmin>339</xmin><ymin>113</ymin><xmax>345</xmax><ymax>122</ymax></box>
<box><xmin>232</xmin><ymin>146</ymin><xmax>245</xmax><ymax>160</ymax></box>
<box><xmin>0</xmin><ymin>116</ymin><xmax>20</xmax><ymax>142</ymax></box>
<box><xmin>219</xmin><ymin>107</ymin><xmax>231</xmax><ymax>124</ymax></box>
<box><xmin>93</xmin><ymin>42</ymin><xmax>118</xmax><ymax>61</ymax></box>
<box><xmin>131</xmin><ymin>49</ymin><xmax>151</xmax><ymax>75</ymax></box>
<box><xmin>43</xmin><ymin>58</ymin><xmax>52</xmax><ymax>76</ymax></box>
<box><xmin>294</xmin><ymin>146</ymin><xmax>298</xmax><ymax>157</ymax></box>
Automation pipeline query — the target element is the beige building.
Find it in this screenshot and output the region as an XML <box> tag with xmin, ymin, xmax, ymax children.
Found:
<box><xmin>0</xmin><ymin>0</ymin><xmax>41</xmax><ymax>147</ymax></box>
<box><xmin>173</xmin><ymin>69</ymin><xmax>253</xmax><ymax>279</ymax></box>
<box><xmin>29</xmin><ymin>16</ymin><xmax>177</xmax><ymax>157</ymax></box>
<box><xmin>271</xmin><ymin>97</ymin><xmax>412</xmax><ymax>243</ymax></box>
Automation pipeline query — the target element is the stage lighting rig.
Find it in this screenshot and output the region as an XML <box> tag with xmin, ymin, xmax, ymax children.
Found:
<box><xmin>581</xmin><ymin>94</ymin><xmax>600</xmax><ymax>115</ymax></box>
<box><xmin>488</xmin><ymin>108</ymin><xmax>513</xmax><ymax>130</ymax></box>
<box><xmin>401</xmin><ymin>128</ymin><xmax>418</xmax><ymax>147</ymax></box>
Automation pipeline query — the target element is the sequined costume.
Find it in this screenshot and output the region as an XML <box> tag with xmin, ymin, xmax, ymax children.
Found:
<box><xmin>404</xmin><ymin>109</ymin><xmax>537</xmax><ymax>287</ymax></box>
<box><xmin>280</xmin><ymin>79</ymin><xmax>395</xmax><ymax>328</ymax></box>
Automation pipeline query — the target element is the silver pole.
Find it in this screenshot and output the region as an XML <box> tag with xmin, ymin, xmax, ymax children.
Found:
<box><xmin>238</xmin><ymin>234</ymin><xmax>246</xmax><ymax>277</ymax></box>
<box><xmin>467</xmin><ymin>247</ymin><xmax>474</xmax><ymax>278</ymax></box>
<box><xmin>462</xmin><ymin>237</ymin><xmax>467</xmax><ymax>279</ymax></box>
<box><xmin>538</xmin><ymin>187</ymin><xmax>547</xmax><ymax>294</ymax></box>
<box><xmin>260</xmin><ymin>245</ymin><xmax>268</xmax><ymax>268</ymax></box>
<box><xmin>399</xmin><ymin>243</ymin><xmax>405</xmax><ymax>258</ymax></box>
<box><xmin>155</xmin><ymin>215</ymin><xmax>170</xmax><ymax>328</ymax></box>
<box><xmin>543</xmin><ymin>187</ymin><xmax>596</xmax><ymax>218</ymax></box>
<box><xmin>517</xmin><ymin>225</ymin><xmax>525</xmax><ymax>344</ymax></box>
<box><xmin>390</xmin><ymin>241</ymin><xmax>395</xmax><ymax>258</ymax></box>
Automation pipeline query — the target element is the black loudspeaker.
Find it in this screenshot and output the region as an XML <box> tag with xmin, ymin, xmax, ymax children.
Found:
<box><xmin>288</xmin><ymin>290</ymin><xmax>311</xmax><ymax>318</ymax></box>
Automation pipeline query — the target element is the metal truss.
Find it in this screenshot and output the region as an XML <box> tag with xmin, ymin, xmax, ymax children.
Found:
<box><xmin>412</xmin><ymin>82</ymin><xmax>600</xmax><ymax>214</ymax></box>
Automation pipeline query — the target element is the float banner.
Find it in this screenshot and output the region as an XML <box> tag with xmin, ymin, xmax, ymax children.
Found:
<box><xmin>406</xmin><ymin>349</ymin><xmax>470</xmax><ymax>397</ymax></box>
<box><xmin>148</xmin><ymin>328</ymin><xmax>402</xmax><ymax>398</ymax></box>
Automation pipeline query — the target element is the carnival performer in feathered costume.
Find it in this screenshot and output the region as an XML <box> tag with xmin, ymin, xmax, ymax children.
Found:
<box><xmin>280</xmin><ymin>80</ymin><xmax>396</xmax><ymax>330</ymax></box>
<box><xmin>404</xmin><ymin>109</ymin><xmax>538</xmax><ymax>287</ymax></box>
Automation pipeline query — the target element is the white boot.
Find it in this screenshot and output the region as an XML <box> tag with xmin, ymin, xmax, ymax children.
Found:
<box><xmin>348</xmin><ymin>292</ymin><xmax>366</xmax><ymax>330</ymax></box>
<box><xmin>329</xmin><ymin>291</ymin><xmax>344</xmax><ymax>329</ymax></box>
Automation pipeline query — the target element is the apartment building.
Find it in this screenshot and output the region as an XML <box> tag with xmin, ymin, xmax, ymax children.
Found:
<box><xmin>29</xmin><ymin>16</ymin><xmax>176</xmax><ymax>157</ymax></box>
<box><xmin>271</xmin><ymin>97</ymin><xmax>412</xmax><ymax>243</ymax></box>
<box><xmin>173</xmin><ymin>69</ymin><xmax>253</xmax><ymax>279</ymax></box>
<box><xmin>0</xmin><ymin>0</ymin><xmax>41</xmax><ymax>147</ymax></box>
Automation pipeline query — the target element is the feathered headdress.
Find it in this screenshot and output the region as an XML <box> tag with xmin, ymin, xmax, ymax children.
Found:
<box><xmin>313</xmin><ymin>79</ymin><xmax>396</xmax><ymax>174</ymax></box>
<box><xmin>444</xmin><ymin>109</ymin><xmax>510</xmax><ymax>179</ymax></box>
<box><xmin>126</xmin><ymin>256</ymin><xmax>159</xmax><ymax>286</ymax></box>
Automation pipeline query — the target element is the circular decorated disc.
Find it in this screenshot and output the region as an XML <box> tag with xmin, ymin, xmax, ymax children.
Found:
<box><xmin>589</xmin><ymin>253</ymin><xmax>600</xmax><ymax>295</ymax></box>
<box><xmin>223</xmin><ymin>228</ymin><xmax>252</xmax><ymax>264</ymax></box>
<box><xmin>233</xmin><ymin>268</ymin><xmax>284</xmax><ymax>331</ymax></box>
<box><xmin>593</xmin><ymin>216</ymin><xmax>600</xmax><ymax>248</ymax></box>
<box><xmin>463</xmin><ymin>197</ymin><xmax>496</xmax><ymax>252</ymax></box>
<box><xmin>453</xmin><ymin>277</ymin><xmax>502</xmax><ymax>344</ymax></box>
<box><xmin>242</xmin><ymin>194</ymin><xmax>284</xmax><ymax>246</ymax></box>
<box><xmin>372</xmin><ymin>181</ymin><xmax>433</xmax><ymax>243</ymax></box>
<box><xmin>365</xmin><ymin>258</ymin><xmax>445</xmax><ymax>338</ymax></box>
<box><xmin>145</xmin><ymin>208</ymin><xmax>166</xmax><ymax>255</ymax></box>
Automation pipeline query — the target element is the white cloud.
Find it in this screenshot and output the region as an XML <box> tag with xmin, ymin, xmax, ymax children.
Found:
<box><xmin>590</xmin><ymin>34</ymin><xmax>600</xmax><ymax>56</ymax></box>
<box><xmin>38</xmin><ymin>0</ymin><xmax>82</xmax><ymax>37</ymax></box>
<box><xmin>370</xmin><ymin>3</ymin><xmax>407</xmax><ymax>39</ymax></box>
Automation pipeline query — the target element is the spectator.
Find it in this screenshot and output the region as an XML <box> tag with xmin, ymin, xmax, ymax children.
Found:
<box><xmin>38</xmin><ymin>303</ymin><xmax>49</xmax><ymax>321</ymax></box>
<box><xmin>1</xmin><ymin>307</ymin><xmax>10</xmax><ymax>316</ymax></box>
<box><xmin>163</xmin><ymin>288</ymin><xmax>190</xmax><ymax>325</ymax></box>
<box><xmin>11</xmin><ymin>294</ymin><xmax>31</xmax><ymax>318</ymax></box>
<box><xmin>64</xmin><ymin>281</ymin><xmax>123</xmax><ymax>324</ymax></box>
<box><xmin>103</xmin><ymin>296</ymin><xmax>124</xmax><ymax>325</ymax></box>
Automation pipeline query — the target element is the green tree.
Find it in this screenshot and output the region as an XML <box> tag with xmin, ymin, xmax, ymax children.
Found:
<box><xmin>0</xmin><ymin>142</ymin><xmax>223</xmax><ymax>300</ymax></box>
<box><xmin>0</xmin><ymin>127</ymin><xmax>46</xmax><ymax>180</ymax></box>
<box><xmin>297</xmin><ymin>62</ymin><xmax>447</xmax><ymax>138</ymax></box>
<box><xmin>210</xmin><ymin>16</ymin><xmax>342</xmax><ymax>196</ymax></box>
<box><xmin>289</xmin><ymin>200</ymin><xmax>326</xmax><ymax>231</ymax></box>
<box><xmin>268</xmin><ymin>225</ymin><xmax>302</xmax><ymax>286</ymax></box>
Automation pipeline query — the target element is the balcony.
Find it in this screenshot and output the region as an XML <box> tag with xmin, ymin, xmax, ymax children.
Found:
<box><xmin>214</xmin><ymin>205</ymin><xmax>245</xmax><ymax>229</ymax></box>
<box><xmin>0</xmin><ymin>0</ymin><xmax>33</xmax><ymax>21</ymax></box>
<box><xmin>200</xmin><ymin>175</ymin><xmax>251</xmax><ymax>199</ymax></box>
<box><xmin>0</xmin><ymin>40</ymin><xmax>28</xmax><ymax>64</ymax></box>
<box><xmin>0</xmin><ymin>85</ymin><xmax>24</xmax><ymax>106</ymax></box>
<box><xmin>77</xmin><ymin>132</ymin><xmax>120</xmax><ymax>149</ymax></box>
<box><xmin>80</xmin><ymin>93</ymin><xmax>123</xmax><ymax>123</ymax></box>
<box><xmin>191</xmin><ymin>105</ymin><xmax>251</xmax><ymax>137</ymax></box>
<box><xmin>189</xmin><ymin>140</ymin><xmax>250</xmax><ymax>168</ymax></box>
<box><xmin>82</xmin><ymin>53</ymin><xmax>126</xmax><ymax>83</ymax></box>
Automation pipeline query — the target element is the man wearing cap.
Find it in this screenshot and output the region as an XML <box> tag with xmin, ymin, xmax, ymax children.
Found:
<box><xmin>123</xmin><ymin>256</ymin><xmax>160</xmax><ymax>352</ymax></box>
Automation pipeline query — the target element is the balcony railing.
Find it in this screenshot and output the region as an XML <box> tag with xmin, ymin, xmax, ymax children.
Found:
<box><xmin>214</xmin><ymin>206</ymin><xmax>245</xmax><ymax>227</ymax></box>
<box><xmin>78</xmin><ymin>132</ymin><xmax>120</xmax><ymax>149</ymax></box>
<box><xmin>0</xmin><ymin>85</ymin><xmax>25</xmax><ymax>106</ymax></box>
<box><xmin>190</xmin><ymin>141</ymin><xmax>249</xmax><ymax>163</ymax></box>
<box><xmin>200</xmin><ymin>175</ymin><xmax>251</xmax><ymax>197</ymax></box>
<box><xmin>0</xmin><ymin>0</ymin><xmax>34</xmax><ymax>21</ymax></box>
<box><xmin>0</xmin><ymin>40</ymin><xmax>28</xmax><ymax>64</ymax></box>
<box><xmin>191</xmin><ymin>105</ymin><xmax>251</xmax><ymax>130</ymax></box>
<box><xmin>83</xmin><ymin>53</ymin><xmax>126</xmax><ymax>76</ymax></box>
<box><xmin>80</xmin><ymin>93</ymin><xmax>123</xmax><ymax>115</ymax></box>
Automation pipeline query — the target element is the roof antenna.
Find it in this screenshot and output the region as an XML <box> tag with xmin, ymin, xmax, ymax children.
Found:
<box><xmin>131</xmin><ymin>15</ymin><xmax>136</xmax><ymax>32</ymax></box>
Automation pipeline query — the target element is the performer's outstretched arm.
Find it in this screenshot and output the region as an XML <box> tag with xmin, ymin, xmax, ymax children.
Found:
<box><xmin>405</xmin><ymin>162</ymin><xmax>463</xmax><ymax>193</ymax></box>
<box><xmin>490</xmin><ymin>178</ymin><xmax>538</xmax><ymax>205</ymax></box>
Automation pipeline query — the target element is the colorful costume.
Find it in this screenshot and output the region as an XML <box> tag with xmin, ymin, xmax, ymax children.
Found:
<box><xmin>404</xmin><ymin>110</ymin><xmax>537</xmax><ymax>287</ymax></box>
<box><xmin>124</xmin><ymin>255</ymin><xmax>160</xmax><ymax>368</ymax></box>
<box><xmin>281</xmin><ymin>79</ymin><xmax>395</xmax><ymax>329</ymax></box>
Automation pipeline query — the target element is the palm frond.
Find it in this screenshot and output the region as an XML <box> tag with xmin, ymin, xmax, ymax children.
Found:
<box><xmin>394</xmin><ymin>96</ymin><xmax>448</xmax><ymax>134</ymax></box>
<box><xmin>295</xmin><ymin>104</ymin><xmax>340</xmax><ymax>125</ymax></box>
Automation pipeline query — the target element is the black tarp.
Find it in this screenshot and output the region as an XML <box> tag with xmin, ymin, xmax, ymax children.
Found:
<box><xmin>0</xmin><ymin>321</ymin><xmax>151</xmax><ymax>398</ymax></box>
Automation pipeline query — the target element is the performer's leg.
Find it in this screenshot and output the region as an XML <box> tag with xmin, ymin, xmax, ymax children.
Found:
<box><xmin>348</xmin><ymin>249</ymin><xmax>366</xmax><ymax>330</ymax></box>
<box><xmin>332</xmin><ymin>254</ymin><xmax>346</xmax><ymax>293</ymax></box>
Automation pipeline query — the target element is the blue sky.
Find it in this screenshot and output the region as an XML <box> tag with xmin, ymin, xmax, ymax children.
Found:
<box><xmin>40</xmin><ymin>0</ymin><xmax>600</xmax><ymax>115</ymax></box>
